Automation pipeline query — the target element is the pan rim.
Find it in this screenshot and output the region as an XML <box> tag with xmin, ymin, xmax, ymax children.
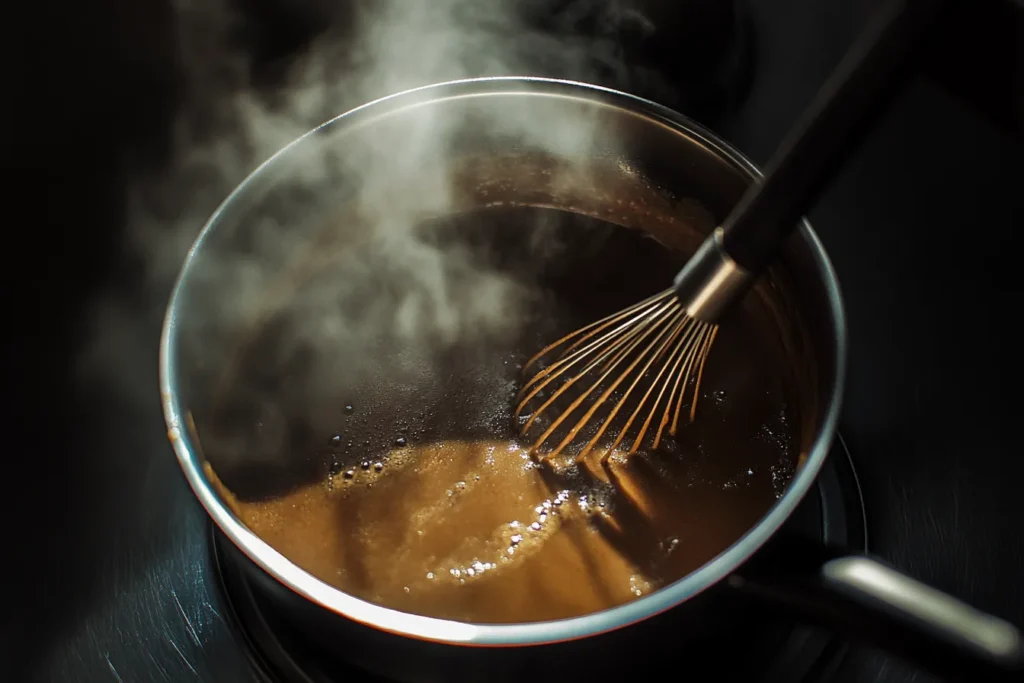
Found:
<box><xmin>159</xmin><ymin>75</ymin><xmax>846</xmax><ymax>647</ymax></box>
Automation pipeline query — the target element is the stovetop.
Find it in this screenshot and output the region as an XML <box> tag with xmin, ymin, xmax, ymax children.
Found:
<box><xmin>5</xmin><ymin>1</ymin><xmax>1022</xmax><ymax>682</ymax></box>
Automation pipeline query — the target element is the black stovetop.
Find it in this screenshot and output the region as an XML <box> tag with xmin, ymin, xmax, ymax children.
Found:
<box><xmin>5</xmin><ymin>1</ymin><xmax>1022</xmax><ymax>682</ymax></box>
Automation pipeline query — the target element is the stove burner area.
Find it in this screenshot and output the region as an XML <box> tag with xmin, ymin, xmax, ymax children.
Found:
<box><xmin>212</xmin><ymin>437</ymin><xmax>865</xmax><ymax>683</ymax></box>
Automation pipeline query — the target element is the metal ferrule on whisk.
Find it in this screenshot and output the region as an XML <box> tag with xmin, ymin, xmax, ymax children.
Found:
<box><xmin>672</xmin><ymin>227</ymin><xmax>755</xmax><ymax>324</ymax></box>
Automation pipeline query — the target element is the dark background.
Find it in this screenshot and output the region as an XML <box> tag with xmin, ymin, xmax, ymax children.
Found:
<box><xmin>2</xmin><ymin>0</ymin><xmax>1022</xmax><ymax>681</ymax></box>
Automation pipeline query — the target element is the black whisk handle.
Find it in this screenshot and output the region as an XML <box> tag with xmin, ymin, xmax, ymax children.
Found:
<box><xmin>720</xmin><ymin>0</ymin><xmax>951</xmax><ymax>274</ymax></box>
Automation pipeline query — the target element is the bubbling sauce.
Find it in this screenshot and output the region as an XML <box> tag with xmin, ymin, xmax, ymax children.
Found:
<box><xmin>204</xmin><ymin>206</ymin><xmax>799</xmax><ymax>624</ymax></box>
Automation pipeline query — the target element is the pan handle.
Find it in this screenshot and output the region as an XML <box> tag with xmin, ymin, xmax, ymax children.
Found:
<box><xmin>729</xmin><ymin>539</ymin><xmax>1024</xmax><ymax>682</ymax></box>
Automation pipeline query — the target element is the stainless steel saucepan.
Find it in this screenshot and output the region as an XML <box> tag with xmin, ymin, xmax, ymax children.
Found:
<box><xmin>161</xmin><ymin>77</ymin><xmax>1022</xmax><ymax>682</ymax></box>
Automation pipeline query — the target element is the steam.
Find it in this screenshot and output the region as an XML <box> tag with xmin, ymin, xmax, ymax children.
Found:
<box><xmin>81</xmin><ymin>0</ymin><xmax>662</xmax><ymax>470</ymax></box>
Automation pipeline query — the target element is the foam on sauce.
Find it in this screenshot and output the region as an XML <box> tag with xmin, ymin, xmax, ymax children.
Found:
<box><xmin>208</xmin><ymin>415</ymin><xmax>791</xmax><ymax>623</ymax></box>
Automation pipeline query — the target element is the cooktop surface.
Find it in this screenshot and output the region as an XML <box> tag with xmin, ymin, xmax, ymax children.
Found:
<box><xmin>5</xmin><ymin>1</ymin><xmax>1022</xmax><ymax>682</ymax></box>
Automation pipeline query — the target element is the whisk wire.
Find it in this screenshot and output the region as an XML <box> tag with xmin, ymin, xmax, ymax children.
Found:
<box><xmin>520</xmin><ymin>290</ymin><xmax>673</xmax><ymax>374</ymax></box>
<box><xmin>594</xmin><ymin>312</ymin><xmax>695</xmax><ymax>463</ymax></box>
<box><xmin>515</xmin><ymin>293</ymin><xmax>673</xmax><ymax>410</ymax></box>
<box><xmin>687</xmin><ymin>326</ymin><xmax>717</xmax><ymax>424</ymax></box>
<box><xmin>526</xmin><ymin>302</ymin><xmax>681</xmax><ymax>457</ymax></box>
<box><xmin>556</xmin><ymin>290</ymin><xmax>675</xmax><ymax>363</ymax></box>
<box><xmin>517</xmin><ymin>298</ymin><xmax>676</xmax><ymax>431</ymax></box>
<box><xmin>657</xmin><ymin>322</ymin><xmax>710</xmax><ymax>447</ymax></box>
<box><xmin>569</xmin><ymin>307</ymin><xmax>688</xmax><ymax>462</ymax></box>
<box><xmin>516</xmin><ymin>287</ymin><xmax>720</xmax><ymax>462</ymax></box>
<box><xmin>637</xmin><ymin>319</ymin><xmax>708</xmax><ymax>454</ymax></box>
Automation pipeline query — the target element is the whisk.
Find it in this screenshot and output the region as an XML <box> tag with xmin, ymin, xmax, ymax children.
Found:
<box><xmin>516</xmin><ymin>0</ymin><xmax>948</xmax><ymax>463</ymax></box>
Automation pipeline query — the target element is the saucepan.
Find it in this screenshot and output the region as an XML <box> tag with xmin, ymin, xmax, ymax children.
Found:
<box><xmin>160</xmin><ymin>77</ymin><xmax>1022</xmax><ymax>682</ymax></box>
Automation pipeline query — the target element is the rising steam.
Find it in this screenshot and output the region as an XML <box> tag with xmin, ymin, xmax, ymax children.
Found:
<box><xmin>80</xmin><ymin>0</ymin><xmax>663</xmax><ymax>473</ymax></box>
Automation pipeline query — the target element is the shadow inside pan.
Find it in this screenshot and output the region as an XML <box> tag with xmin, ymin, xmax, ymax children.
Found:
<box><xmin>195</xmin><ymin>205</ymin><xmax>801</xmax><ymax>623</ymax></box>
<box><xmin>200</xmin><ymin>206</ymin><xmax>697</xmax><ymax>496</ymax></box>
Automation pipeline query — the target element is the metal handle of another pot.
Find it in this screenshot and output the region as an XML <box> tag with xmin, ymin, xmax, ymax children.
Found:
<box><xmin>729</xmin><ymin>539</ymin><xmax>1024</xmax><ymax>682</ymax></box>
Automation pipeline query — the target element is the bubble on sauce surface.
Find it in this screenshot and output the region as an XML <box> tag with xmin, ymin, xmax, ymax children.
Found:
<box><xmin>769</xmin><ymin>461</ymin><xmax>795</xmax><ymax>499</ymax></box>
<box><xmin>629</xmin><ymin>574</ymin><xmax>654</xmax><ymax>597</ymax></box>
<box><xmin>660</xmin><ymin>536</ymin><xmax>680</xmax><ymax>556</ymax></box>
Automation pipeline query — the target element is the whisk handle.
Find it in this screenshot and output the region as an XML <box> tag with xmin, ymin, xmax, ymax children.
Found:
<box><xmin>719</xmin><ymin>0</ymin><xmax>949</xmax><ymax>273</ymax></box>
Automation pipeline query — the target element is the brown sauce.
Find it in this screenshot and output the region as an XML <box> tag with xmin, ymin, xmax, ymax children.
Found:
<box><xmin>203</xmin><ymin>206</ymin><xmax>799</xmax><ymax>624</ymax></box>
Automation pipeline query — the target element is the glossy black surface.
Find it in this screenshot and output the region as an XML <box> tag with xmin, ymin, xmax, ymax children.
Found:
<box><xmin>4</xmin><ymin>1</ymin><xmax>1022</xmax><ymax>682</ymax></box>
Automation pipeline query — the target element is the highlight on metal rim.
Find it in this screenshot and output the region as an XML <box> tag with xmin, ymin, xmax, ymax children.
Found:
<box><xmin>515</xmin><ymin>289</ymin><xmax>718</xmax><ymax>464</ymax></box>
